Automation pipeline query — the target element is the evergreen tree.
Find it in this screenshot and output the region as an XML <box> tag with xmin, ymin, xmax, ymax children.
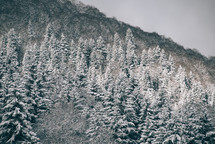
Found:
<box><xmin>75</xmin><ymin>53</ymin><xmax>88</xmax><ymax>88</ymax></box>
<box><xmin>112</xmin><ymin>33</ymin><xmax>122</xmax><ymax>61</ymax></box>
<box><xmin>0</xmin><ymin>72</ymin><xmax>39</xmax><ymax>143</ymax></box>
<box><xmin>69</xmin><ymin>39</ymin><xmax>77</xmax><ymax>72</ymax></box>
<box><xmin>22</xmin><ymin>44</ymin><xmax>39</xmax><ymax>121</ymax></box>
<box><xmin>113</xmin><ymin>72</ymin><xmax>140</xmax><ymax>143</ymax></box>
<box><xmin>0</xmin><ymin>35</ymin><xmax>8</xmax><ymax>122</ymax></box>
<box><xmin>59</xmin><ymin>34</ymin><xmax>70</xmax><ymax>64</ymax></box>
<box><xmin>0</xmin><ymin>29</ymin><xmax>39</xmax><ymax>143</ymax></box>
<box><xmin>140</xmin><ymin>49</ymin><xmax>149</xmax><ymax>67</ymax></box>
<box><xmin>125</xmin><ymin>29</ymin><xmax>138</xmax><ymax>69</ymax></box>
<box><xmin>207</xmin><ymin>84</ymin><xmax>215</xmax><ymax>107</ymax></box>
<box><xmin>140</xmin><ymin>89</ymin><xmax>166</xmax><ymax>143</ymax></box>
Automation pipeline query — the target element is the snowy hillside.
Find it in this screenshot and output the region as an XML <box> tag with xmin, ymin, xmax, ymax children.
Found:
<box><xmin>0</xmin><ymin>0</ymin><xmax>215</xmax><ymax>143</ymax></box>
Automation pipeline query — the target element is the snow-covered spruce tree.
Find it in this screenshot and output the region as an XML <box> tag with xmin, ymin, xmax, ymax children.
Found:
<box><xmin>86</xmin><ymin>65</ymin><xmax>112</xmax><ymax>143</ymax></box>
<box><xmin>100</xmin><ymin>62</ymin><xmax>115</xmax><ymax>128</ymax></box>
<box><xmin>166</xmin><ymin>54</ymin><xmax>175</xmax><ymax>75</ymax></box>
<box><xmin>0</xmin><ymin>72</ymin><xmax>40</xmax><ymax>143</ymax></box>
<box><xmin>112</xmin><ymin>71</ymin><xmax>140</xmax><ymax>143</ymax></box>
<box><xmin>0</xmin><ymin>29</ymin><xmax>39</xmax><ymax>143</ymax></box>
<box><xmin>138</xmin><ymin>95</ymin><xmax>149</xmax><ymax>144</ymax></box>
<box><xmin>75</xmin><ymin>37</ymin><xmax>83</xmax><ymax>60</ymax></box>
<box><xmin>38</xmin><ymin>24</ymin><xmax>53</xmax><ymax>72</ymax></box>
<box><xmin>59</xmin><ymin>34</ymin><xmax>70</xmax><ymax>64</ymax></box>
<box><xmin>0</xmin><ymin>35</ymin><xmax>7</xmax><ymax>77</ymax></box>
<box><xmin>75</xmin><ymin>52</ymin><xmax>88</xmax><ymax>88</ymax></box>
<box><xmin>140</xmin><ymin>49</ymin><xmax>149</xmax><ymax>67</ymax></box>
<box><xmin>110</xmin><ymin>33</ymin><xmax>126</xmax><ymax>71</ymax></box>
<box><xmin>90</xmin><ymin>42</ymin><xmax>101</xmax><ymax>70</ymax></box>
<box><xmin>97</xmin><ymin>36</ymin><xmax>107</xmax><ymax>59</ymax></box>
<box><xmin>140</xmin><ymin>88</ymin><xmax>169</xmax><ymax>143</ymax></box>
<box><xmin>152</xmin><ymin>46</ymin><xmax>161</xmax><ymax>61</ymax></box>
<box><xmin>125</xmin><ymin>29</ymin><xmax>138</xmax><ymax>69</ymax></box>
<box><xmin>69</xmin><ymin>39</ymin><xmax>77</xmax><ymax>72</ymax></box>
<box><xmin>86</xmin><ymin>103</ymin><xmax>112</xmax><ymax>144</ymax></box>
<box><xmin>50</xmin><ymin>34</ymin><xmax>72</xmax><ymax>101</ymax></box>
<box><xmin>176</xmin><ymin>101</ymin><xmax>214</xmax><ymax>143</ymax></box>
<box><xmin>50</xmin><ymin>36</ymin><xmax>61</xmax><ymax>70</ymax></box>
<box><xmin>58</xmin><ymin>58</ymin><xmax>72</xmax><ymax>102</ymax></box>
<box><xmin>174</xmin><ymin>65</ymin><xmax>189</xmax><ymax>106</ymax></box>
<box><xmin>0</xmin><ymin>35</ymin><xmax>8</xmax><ymax>123</ymax></box>
<box><xmin>106</xmin><ymin>44</ymin><xmax>112</xmax><ymax>63</ymax></box>
<box><xmin>72</xmin><ymin>49</ymin><xmax>89</xmax><ymax>117</ymax></box>
<box><xmin>112</xmin><ymin>33</ymin><xmax>122</xmax><ymax>62</ymax></box>
<box><xmin>22</xmin><ymin>44</ymin><xmax>40</xmax><ymax>121</ymax></box>
<box><xmin>83</xmin><ymin>39</ymin><xmax>91</xmax><ymax>67</ymax></box>
<box><xmin>27</xmin><ymin>19</ymin><xmax>36</xmax><ymax>39</ymax></box>
<box><xmin>87</xmin><ymin>66</ymin><xmax>105</xmax><ymax>104</ymax></box>
<box><xmin>73</xmin><ymin>64</ymin><xmax>94</xmax><ymax>115</ymax></box>
<box><xmin>207</xmin><ymin>84</ymin><xmax>215</xmax><ymax>107</ymax></box>
<box><xmin>147</xmin><ymin>48</ymin><xmax>155</xmax><ymax>65</ymax></box>
<box><xmin>77</xmin><ymin>37</ymin><xmax>91</xmax><ymax>68</ymax></box>
<box><xmin>36</xmin><ymin>29</ymin><xmax>55</xmax><ymax>110</ymax></box>
<box><xmin>103</xmin><ymin>61</ymin><xmax>114</xmax><ymax>91</ymax></box>
<box><xmin>190</xmin><ymin>81</ymin><xmax>207</xmax><ymax>104</ymax></box>
<box><xmin>94</xmin><ymin>36</ymin><xmax>106</xmax><ymax>70</ymax></box>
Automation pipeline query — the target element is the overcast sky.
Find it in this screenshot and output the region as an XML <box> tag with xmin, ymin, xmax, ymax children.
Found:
<box><xmin>79</xmin><ymin>0</ymin><xmax>215</xmax><ymax>57</ymax></box>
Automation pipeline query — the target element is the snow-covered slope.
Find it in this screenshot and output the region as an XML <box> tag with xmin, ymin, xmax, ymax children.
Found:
<box><xmin>0</xmin><ymin>0</ymin><xmax>215</xmax><ymax>143</ymax></box>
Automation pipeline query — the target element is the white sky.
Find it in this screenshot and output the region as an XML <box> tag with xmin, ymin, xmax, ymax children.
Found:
<box><xmin>79</xmin><ymin>0</ymin><xmax>215</xmax><ymax>57</ymax></box>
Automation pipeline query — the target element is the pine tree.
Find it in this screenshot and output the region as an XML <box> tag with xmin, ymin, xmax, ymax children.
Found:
<box><xmin>0</xmin><ymin>35</ymin><xmax>8</xmax><ymax>122</ymax></box>
<box><xmin>140</xmin><ymin>49</ymin><xmax>149</xmax><ymax>67</ymax></box>
<box><xmin>174</xmin><ymin>66</ymin><xmax>188</xmax><ymax>105</ymax></box>
<box><xmin>28</xmin><ymin>19</ymin><xmax>36</xmax><ymax>39</ymax></box>
<box><xmin>0</xmin><ymin>72</ymin><xmax>39</xmax><ymax>143</ymax></box>
<box><xmin>86</xmin><ymin>103</ymin><xmax>108</xmax><ymax>143</ymax></box>
<box><xmin>207</xmin><ymin>84</ymin><xmax>215</xmax><ymax>107</ymax></box>
<box><xmin>176</xmin><ymin>102</ymin><xmax>209</xmax><ymax>143</ymax></box>
<box><xmin>138</xmin><ymin>96</ymin><xmax>149</xmax><ymax>143</ymax></box>
<box><xmin>0</xmin><ymin>29</ymin><xmax>39</xmax><ymax>143</ymax></box>
<box><xmin>140</xmin><ymin>88</ymin><xmax>168</xmax><ymax>144</ymax></box>
<box><xmin>103</xmin><ymin>62</ymin><xmax>114</xmax><ymax>91</ymax></box>
<box><xmin>152</xmin><ymin>46</ymin><xmax>161</xmax><ymax>60</ymax></box>
<box><xmin>22</xmin><ymin>44</ymin><xmax>39</xmax><ymax>121</ymax></box>
<box><xmin>125</xmin><ymin>29</ymin><xmax>138</xmax><ymax>69</ymax></box>
<box><xmin>69</xmin><ymin>39</ymin><xmax>77</xmax><ymax>72</ymax></box>
<box><xmin>113</xmin><ymin>72</ymin><xmax>141</xmax><ymax>143</ymax></box>
<box><xmin>75</xmin><ymin>53</ymin><xmax>88</xmax><ymax>88</ymax></box>
<box><xmin>97</xmin><ymin>36</ymin><xmax>107</xmax><ymax>59</ymax></box>
<box><xmin>87</xmin><ymin>67</ymin><xmax>104</xmax><ymax>104</ymax></box>
<box><xmin>112</xmin><ymin>33</ymin><xmax>122</xmax><ymax>61</ymax></box>
<box><xmin>93</xmin><ymin>36</ymin><xmax>106</xmax><ymax>70</ymax></box>
<box><xmin>59</xmin><ymin>34</ymin><xmax>70</xmax><ymax>64</ymax></box>
<box><xmin>36</xmin><ymin>35</ymin><xmax>53</xmax><ymax>111</ymax></box>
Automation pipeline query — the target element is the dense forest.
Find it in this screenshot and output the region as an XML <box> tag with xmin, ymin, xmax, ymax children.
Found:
<box><xmin>0</xmin><ymin>26</ymin><xmax>215</xmax><ymax>143</ymax></box>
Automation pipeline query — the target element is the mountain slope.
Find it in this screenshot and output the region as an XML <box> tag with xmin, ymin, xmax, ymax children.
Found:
<box><xmin>0</xmin><ymin>0</ymin><xmax>215</xmax><ymax>144</ymax></box>
<box><xmin>0</xmin><ymin>0</ymin><xmax>214</xmax><ymax>85</ymax></box>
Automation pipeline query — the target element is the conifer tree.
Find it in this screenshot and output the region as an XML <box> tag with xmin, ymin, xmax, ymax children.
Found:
<box><xmin>59</xmin><ymin>34</ymin><xmax>70</xmax><ymax>64</ymax></box>
<box><xmin>0</xmin><ymin>29</ymin><xmax>39</xmax><ymax>143</ymax></box>
<box><xmin>0</xmin><ymin>72</ymin><xmax>39</xmax><ymax>143</ymax></box>
<box><xmin>97</xmin><ymin>36</ymin><xmax>107</xmax><ymax>59</ymax></box>
<box><xmin>112</xmin><ymin>33</ymin><xmax>122</xmax><ymax>61</ymax></box>
<box><xmin>75</xmin><ymin>53</ymin><xmax>88</xmax><ymax>88</ymax></box>
<box><xmin>0</xmin><ymin>35</ymin><xmax>7</xmax><ymax>121</ymax></box>
<box><xmin>22</xmin><ymin>44</ymin><xmax>39</xmax><ymax>121</ymax></box>
<box><xmin>69</xmin><ymin>39</ymin><xmax>77</xmax><ymax>72</ymax></box>
<box><xmin>140</xmin><ymin>49</ymin><xmax>149</xmax><ymax>67</ymax></box>
<box><xmin>125</xmin><ymin>29</ymin><xmax>138</xmax><ymax>69</ymax></box>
